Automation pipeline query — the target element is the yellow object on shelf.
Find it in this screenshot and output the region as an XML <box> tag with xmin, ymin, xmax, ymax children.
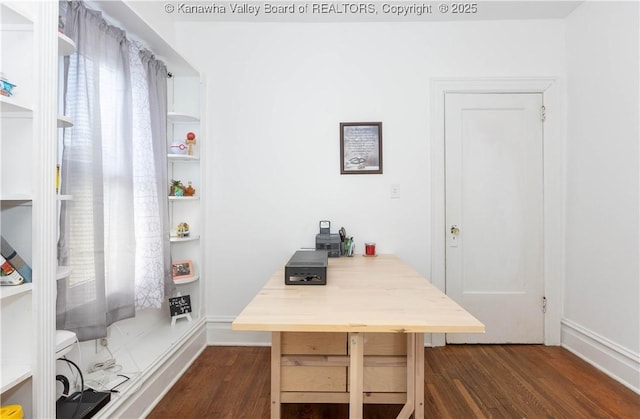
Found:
<box><xmin>56</xmin><ymin>164</ymin><xmax>60</xmax><ymax>193</ymax></box>
<box><xmin>0</xmin><ymin>405</ymin><xmax>24</xmax><ymax>419</ymax></box>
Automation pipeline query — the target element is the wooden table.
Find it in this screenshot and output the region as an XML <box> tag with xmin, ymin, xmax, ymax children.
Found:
<box><xmin>232</xmin><ymin>254</ymin><xmax>484</xmax><ymax>419</ymax></box>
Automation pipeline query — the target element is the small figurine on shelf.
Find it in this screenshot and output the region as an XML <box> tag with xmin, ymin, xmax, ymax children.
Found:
<box><xmin>177</xmin><ymin>222</ymin><xmax>190</xmax><ymax>238</ymax></box>
<box><xmin>170</xmin><ymin>179</ymin><xmax>185</xmax><ymax>196</ymax></box>
<box><xmin>184</xmin><ymin>181</ymin><xmax>196</xmax><ymax>197</ymax></box>
<box><xmin>170</xmin><ymin>141</ymin><xmax>188</xmax><ymax>155</ymax></box>
<box><xmin>185</xmin><ymin>132</ymin><xmax>196</xmax><ymax>156</ymax></box>
<box><xmin>0</xmin><ymin>73</ymin><xmax>16</xmax><ymax>97</ymax></box>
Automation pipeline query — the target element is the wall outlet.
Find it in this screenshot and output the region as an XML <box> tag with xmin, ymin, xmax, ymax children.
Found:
<box><xmin>390</xmin><ymin>184</ymin><xmax>400</xmax><ymax>199</ymax></box>
<box><xmin>95</xmin><ymin>337</ymin><xmax>109</xmax><ymax>353</ymax></box>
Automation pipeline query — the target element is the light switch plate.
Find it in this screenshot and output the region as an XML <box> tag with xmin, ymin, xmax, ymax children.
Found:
<box><xmin>390</xmin><ymin>184</ymin><xmax>400</xmax><ymax>199</ymax></box>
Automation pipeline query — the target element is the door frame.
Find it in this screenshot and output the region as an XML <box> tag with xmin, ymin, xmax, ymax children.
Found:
<box><xmin>429</xmin><ymin>78</ymin><xmax>564</xmax><ymax>347</ymax></box>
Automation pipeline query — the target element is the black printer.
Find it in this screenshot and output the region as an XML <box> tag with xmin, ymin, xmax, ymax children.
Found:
<box><xmin>285</xmin><ymin>250</ymin><xmax>328</xmax><ymax>285</ymax></box>
<box><xmin>315</xmin><ymin>220</ymin><xmax>341</xmax><ymax>257</ymax></box>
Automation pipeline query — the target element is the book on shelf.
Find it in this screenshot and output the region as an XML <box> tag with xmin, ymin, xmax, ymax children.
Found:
<box><xmin>0</xmin><ymin>255</ymin><xmax>24</xmax><ymax>286</ymax></box>
<box><xmin>1</xmin><ymin>236</ymin><xmax>32</xmax><ymax>283</ymax></box>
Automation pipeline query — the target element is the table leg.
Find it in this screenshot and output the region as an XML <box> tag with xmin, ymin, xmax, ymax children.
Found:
<box><xmin>348</xmin><ymin>332</ymin><xmax>364</xmax><ymax>419</ymax></box>
<box><xmin>414</xmin><ymin>333</ymin><xmax>425</xmax><ymax>419</ymax></box>
<box><xmin>396</xmin><ymin>334</ymin><xmax>415</xmax><ymax>419</ymax></box>
<box><xmin>271</xmin><ymin>332</ymin><xmax>281</xmax><ymax>419</ymax></box>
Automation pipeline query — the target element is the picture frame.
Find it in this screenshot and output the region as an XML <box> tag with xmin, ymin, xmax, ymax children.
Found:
<box><xmin>172</xmin><ymin>260</ymin><xmax>194</xmax><ymax>280</ymax></box>
<box><xmin>169</xmin><ymin>294</ymin><xmax>193</xmax><ymax>317</ymax></box>
<box><xmin>340</xmin><ymin>122</ymin><xmax>383</xmax><ymax>174</ymax></box>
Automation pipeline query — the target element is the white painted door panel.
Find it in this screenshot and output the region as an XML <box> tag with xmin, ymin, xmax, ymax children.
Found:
<box><xmin>445</xmin><ymin>93</ymin><xmax>544</xmax><ymax>344</ymax></box>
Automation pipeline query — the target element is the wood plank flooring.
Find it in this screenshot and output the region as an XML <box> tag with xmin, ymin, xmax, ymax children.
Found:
<box><xmin>148</xmin><ymin>345</ymin><xmax>640</xmax><ymax>418</ymax></box>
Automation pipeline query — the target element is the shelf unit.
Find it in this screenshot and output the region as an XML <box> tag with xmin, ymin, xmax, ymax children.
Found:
<box><xmin>56</xmin><ymin>114</ymin><xmax>73</xmax><ymax>128</ymax></box>
<box><xmin>168</xmin><ymin>195</ymin><xmax>200</xmax><ymax>201</ymax></box>
<box><xmin>0</xmin><ymin>96</ymin><xmax>33</xmax><ymax>113</ymax></box>
<box><xmin>167</xmin><ymin>76</ymin><xmax>204</xmax><ymax>323</ymax></box>
<box><xmin>170</xmin><ymin>235</ymin><xmax>201</xmax><ymax>243</ymax></box>
<box><xmin>1</xmin><ymin>365</ymin><xmax>32</xmax><ymax>394</ymax></box>
<box><xmin>55</xmin><ymin>265</ymin><xmax>72</xmax><ymax>281</ymax></box>
<box><xmin>57</xmin><ymin>32</ymin><xmax>75</xmax><ymax>56</ymax></box>
<box><xmin>0</xmin><ymin>1</ymin><xmax>36</xmax><ymax>408</ymax></box>
<box><xmin>1</xmin><ymin>2</ymin><xmax>75</xmax><ymax>417</ymax></box>
<box><xmin>3</xmin><ymin>2</ymin><xmax>206</xmax><ymax>416</ymax></box>
<box><xmin>168</xmin><ymin>111</ymin><xmax>199</xmax><ymax>123</ymax></box>
<box><xmin>0</xmin><ymin>283</ymin><xmax>33</xmax><ymax>300</ymax></box>
<box><xmin>55</xmin><ymin>31</ymin><xmax>74</xmax><ymax>283</ymax></box>
<box><xmin>0</xmin><ymin>195</ymin><xmax>32</xmax><ymax>202</ymax></box>
<box><xmin>173</xmin><ymin>275</ymin><xmax>200</xmax><ymax>285</ymax></box>
<box><xmin>168</xmin><ymin>153</ymin><xmax>199</xmax><ymax>162</ymax></box>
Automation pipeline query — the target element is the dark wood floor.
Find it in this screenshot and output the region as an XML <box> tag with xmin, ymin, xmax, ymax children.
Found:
<box><xmin>149</xmin><ymin>345</ymin><xmax>640</xmax><ymax>418</ymax></box>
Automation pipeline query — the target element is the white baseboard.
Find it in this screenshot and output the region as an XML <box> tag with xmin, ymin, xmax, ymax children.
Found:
<box><xmin>561</xmin><ymin>318</ymin><xmax>640</xmax><ymax>394</ymax></box>
<box><xmin>96</xmin><ymin>317</ymin><xmax>207</xmax><ymax>418</ymax></box>
<box><xmin>206</xmin><ymin>316</ymin><xmax>271</xmax><ymax>346</ymax></box>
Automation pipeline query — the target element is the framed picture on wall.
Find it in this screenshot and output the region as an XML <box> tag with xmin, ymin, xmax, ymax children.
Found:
<box><xmin>172</xmin><ymin>260</ymin><xmax>194</xmax><ymax>280</ymax></box>
<box><xmin>340</xmin><ymin>122</ymin><xmax>383</xmax><ymax>174</ymax></box>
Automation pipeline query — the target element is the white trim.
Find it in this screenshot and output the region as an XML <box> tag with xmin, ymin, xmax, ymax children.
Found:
<box><xmin>33</xmin><ymin>2</ymin><xmax>59</xmax><ymax>417</ymax></box>
<box><xmin>429</xmin><ymin>77</ymin><xmax>564</xmax><ymax>347</ymax></box>
<box><xmin>206</xmin><ymin>316</ymin><xmax>271</xmax><ymax>346</ymax></box>
<box><xmin>561</xmin><ymin>318</ymin><xmax>640</xmax><ymax>394</ymax></box>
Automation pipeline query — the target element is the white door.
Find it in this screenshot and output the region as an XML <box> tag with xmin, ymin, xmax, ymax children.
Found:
<box><xmin>445</xmin><ymin>93</ymin><xmax>544</xmax><ymax>344</ymax></box>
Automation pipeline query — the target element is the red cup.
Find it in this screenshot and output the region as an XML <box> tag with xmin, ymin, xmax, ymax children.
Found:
<box><xmin>365</xmin><ymin>243</ymin><xmax>376</xmax><ymax>256</ymax></box>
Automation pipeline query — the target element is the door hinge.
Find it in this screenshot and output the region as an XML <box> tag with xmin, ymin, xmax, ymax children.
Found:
<box><xmin>541</xmin><ymin>105</ymin><xmax>546</xmax><ymax>122</ymax></box>
<box><xmin>542</xmin><ymin>296</ymin><xmax>547</xmax><ymax>313</ymax></box>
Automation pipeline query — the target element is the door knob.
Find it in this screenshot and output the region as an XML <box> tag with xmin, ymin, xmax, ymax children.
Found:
<box><xmin>450</xmin><ymin>225</ymin><xmax>460</xmax><ymax>235</ymax></box>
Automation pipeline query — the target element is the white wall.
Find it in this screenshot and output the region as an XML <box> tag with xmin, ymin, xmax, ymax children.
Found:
<box><xmin>563</xmin><ymin>1</ymin><xmax>639</xmax><ymax>392</ymax></box>
<box><xmin>173</xmin><ymin>19</ymin><xmax>566</xmax><ymax>326</ymax></box>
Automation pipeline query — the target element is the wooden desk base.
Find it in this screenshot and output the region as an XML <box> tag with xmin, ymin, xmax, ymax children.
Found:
<box><xmin>234</xmin><ymin>255</ymin><xmax>482</xmax><ymax>418</ymax></box>
<box><xmin>270</xmin><ymin>332</ymin><xmax>424</xmax><ymax>419</ymax></box>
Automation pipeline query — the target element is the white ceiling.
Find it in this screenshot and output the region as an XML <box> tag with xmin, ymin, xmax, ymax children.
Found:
<box><xmin>88</xmin><ymin>0</ymin><xmax>584</xmax><ymax>74</ymax></box>
<box><xmin>126</xmin><ymin>0</ymin><xmax>584</xmax><ymax>23</ymax></box>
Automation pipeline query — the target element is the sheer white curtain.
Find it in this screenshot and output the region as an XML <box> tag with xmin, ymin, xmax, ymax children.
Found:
<box><xmin>57</xmin><ymin>1</ymin><xmax>172</xmax><ymax>341</ymax></box>
<box><xmin>131</xmin><ymin>44</ymin><xmax>173</xmax><ymax>308</ymax></box>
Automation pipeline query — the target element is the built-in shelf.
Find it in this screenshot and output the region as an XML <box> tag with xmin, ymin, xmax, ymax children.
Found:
<box><xmin>57</xmin><ymin>115</ymin><xmax>73</xmax><ymax>128</ymax></box>
<box><xmin>168</xmin><ymin>196</ymin><xmax>199</xmax><ymax>201</ymax></box>
<box><xmin>0</xmin><ymin>283</ymin><xmax>33</xmax><ymax>300</ymax></box>
<box><xmin>0</xmin><ymin>96</ymin><xmax>33</xmax><ymax>114</ymax></box>
<box><xmin>0</xmin><ymin>194</ymin><xmax>32</xmax><ymax>202</ymax></box>
<box><xmin>168</xmin><ymin>112</ymin><xmax>199</xmax><ymax>123</ymax></box>
<box><xmin>169</xmin><ymin>235</ymin><xmax>200</xmax><ymax>243</ymax></box>
<box><xmin>0</xmin><ymin>0</ymin><xmax>35</xmax><ymax>401</ymax></box>
<box><xmin>1</xmin><ymin>364</ymin><xmax>32</xmax><ymax>393</ymax></box>
<box><xmin>0</xmin><ymin>194</ymin><xmax>32</xmax><ymax>207</ymax></box>
<box><xmin>56</xmin><ymin>266</ymin><xmax>72</xmax><ymax>280</ymax></box>
<box><xmin>55</xmin><ymin>330</ymin><xmax>77</xmax><ymax>357</ymax></box>
<box><xmin>1</xmin><ymin>3</ymin><xmax>33</xmax><ymax>25</ymax></box>
<box><xmin>168</xmin><ymin>154</ymin><xmax>199</xmax><ymax>162</ymax></box>
<box><xmin>57</xmin><ymin>32</ymin><xmax>76</xmax><ymax>57</ymax></box>
<box><xmin>173</xmin><ymin>275</ymin><xmax>199</xmax><ymax>285</ymax></box>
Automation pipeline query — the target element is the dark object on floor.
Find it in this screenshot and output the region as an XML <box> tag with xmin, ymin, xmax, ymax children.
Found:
<box><xmin>56</xmin><ymin>389</ymin><xmax>111</xmax><ymax>419</ymax></box>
